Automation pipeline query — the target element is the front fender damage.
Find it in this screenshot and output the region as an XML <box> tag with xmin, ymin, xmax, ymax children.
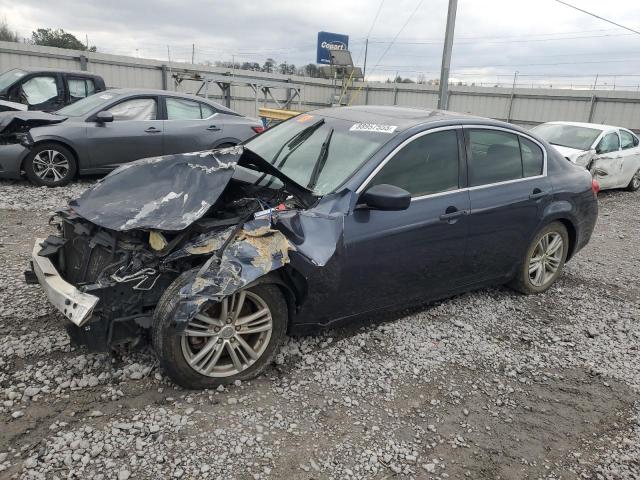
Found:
<box><xmin>167</xmin><ymin>190</ymin><xmax>355</xmax><ymax>334</ymax></box>
<box><xmin>171</xmin><ymin>218</ymin><xmax>291</xmax><ymax>333</ymax></box>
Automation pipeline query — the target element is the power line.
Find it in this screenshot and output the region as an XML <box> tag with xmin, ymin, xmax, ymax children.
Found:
<box><xmin>355</xmin><ymin>0</ymin><xmax>385</xmax><ymax>66</ymax></box>
<box><xmin>368</xmin><ymin>0</ymin><xmax>425</xmax><ymax>75</ymax></box>
<box><xmin>554</xmin><ymin>0</ymin><xmax>640</xmax><ymax>36</ymax></box>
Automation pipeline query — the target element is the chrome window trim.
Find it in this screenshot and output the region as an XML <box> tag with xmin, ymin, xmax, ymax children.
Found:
<box><xmin>356</xmin><ymin>124</ymin><xmax>548</xmax><ymax>201</ymax></box>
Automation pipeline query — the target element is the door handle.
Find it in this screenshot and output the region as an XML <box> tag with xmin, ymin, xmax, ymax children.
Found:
<box><xmin>206</xmin><ymin>125</ymin><xmax>221</xmax><ymax>131</ymax></box>
<box><xmin>439</xmin><ymin>208</ymin><xmax>468</xmax><ymax>222</ymax></box>
<box><xmin>529</xmin><ymin>188</ymin><xmax>549</xmax><ymax>200</ymax></box>
<box><xmin>144</xmin><ymin>127</ymin><xmax>161</xmax><ymax>133</ymax></box>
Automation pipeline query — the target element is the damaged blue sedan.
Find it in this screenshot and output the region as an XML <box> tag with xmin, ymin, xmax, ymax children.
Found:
<box><xmin>28</xmin><ymin>106</ymin><xmax>598</xmax><ymax>388</ymax></box>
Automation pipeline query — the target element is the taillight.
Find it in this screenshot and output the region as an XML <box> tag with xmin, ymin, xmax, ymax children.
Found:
<box><xmin>252</xmin><ymin>126</ymin><xmax>265</xmax><ymax>134</ymax></box>
<box><xmin>591</xmin><ymin>178</ymin><xmax>600</xmax><ymax>195</ymax></box>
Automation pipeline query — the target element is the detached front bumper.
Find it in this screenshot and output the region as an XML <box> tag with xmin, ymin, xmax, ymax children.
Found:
<box><xmin>31</xmin><ymin>238</ymin><xmax>99</xmax><ymax>326</ymax></box>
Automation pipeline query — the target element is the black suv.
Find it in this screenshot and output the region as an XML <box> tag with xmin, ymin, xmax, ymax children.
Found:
<box><xmin>0</xmin><ymin>67</ymin><xmax>106</xmax><ymax>112</ymax></box>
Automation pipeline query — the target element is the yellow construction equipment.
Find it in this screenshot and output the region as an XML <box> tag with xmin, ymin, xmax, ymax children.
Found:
<box><xmin>259</xmin><ymin>107</ymin><xmax>301</xmax><ymax>127</ymax></box>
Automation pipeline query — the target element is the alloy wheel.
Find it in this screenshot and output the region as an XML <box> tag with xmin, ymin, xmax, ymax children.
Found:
<box><xmin>32</xmin><ymin>150</ymin><xmax>70</xmax><ymax>183</ymax></box>
<box><xmin>528</xmin><ymin>232</ymin><xmax>564</xmax><ymax>287</ymax></box>
<box><xmin>632</xmin><ymin>171</ymin><xmax>640</xmax><ymax>190</ymax></box>
<box><xmin>181</xmin><ymin>290</ymin><xmax>273</xmax><ymax>377</ymax></box>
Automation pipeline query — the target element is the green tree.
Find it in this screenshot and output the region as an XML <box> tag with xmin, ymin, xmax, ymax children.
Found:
<box><xmin>0</xmin><ymin>18</ymin><xmax>19</xmax><ymax>42</ymax></box>
<box><xmin>31</xmin><ymin>28</ymin><xmax>96</xmax><ymax>51</ymax></box>
<box><xmin>262</xmin><ymin>58</ymin><xmax>276</xmax><ymax>73</ymax></box>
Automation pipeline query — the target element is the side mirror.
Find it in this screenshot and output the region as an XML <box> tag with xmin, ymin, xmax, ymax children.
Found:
<box><xmin>96</xmin><ymin>111</ymin><xmax>114</xmax><ymax>123</ymax></box>
<box><xmin>360</xmin><ymin>184</ymin><xmax>411</xmax><ymax>211</ymax></box>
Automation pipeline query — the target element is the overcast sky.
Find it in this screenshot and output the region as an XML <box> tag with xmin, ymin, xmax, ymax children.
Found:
<box><xmin>2</xmin><ymin>0</ymin><xmax>640</xmax><ymax>88</ymax></box>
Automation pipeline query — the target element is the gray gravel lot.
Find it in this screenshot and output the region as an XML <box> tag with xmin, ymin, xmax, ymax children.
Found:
<box><xmin>0</xmin><ymin>179</ymin><xmax>638</xmax><ymax>479</ymax></box>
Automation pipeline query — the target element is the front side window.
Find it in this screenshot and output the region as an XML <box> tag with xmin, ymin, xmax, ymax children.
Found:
<box><xmin>597</xmin><ymin>133</ymin><xmax>620</xmax><ymax>154</ymax></box>
<box><xmin>468</xmin><ymin>130</ymin><xmax>522</xmax><ymax>186</ymax></box>
<box><xmin>369</xmin><ymin>130</ymin><xmax>459</xmax><ymax>197</ymax></box>
<box><xmin>68</xmin><ymin>78</ymin><xmax>96</xmax><ymax>99</ymax></box>
<box><xmin>21</xmin><ymin>76</ymin><xmax>58</xmax><ymax>105</ymax></box>
<box><xmin>620</xmin><ymin>130</ymin><xmax>638</xmax><ymax>150</ymax></box>
<box><xmin>57</xmin><ymin>92</ymin><xmax>121</xmax><ymax>117</ymax></box>
<box><xmin>108</xmin><ymin>98</ymin><xmax>157</xmax><ymax>121</ymax></box>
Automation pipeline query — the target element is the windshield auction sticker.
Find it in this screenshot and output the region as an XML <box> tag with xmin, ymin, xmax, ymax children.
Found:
<box><xmin>296</xmin><ymin>114</ymin><xmax>314</xmax><ymax>123</ymax></box>
<box><xmin>350</xmin><ymin>123</ymin><xmax>398</xmax><ymax>133</ymax></box>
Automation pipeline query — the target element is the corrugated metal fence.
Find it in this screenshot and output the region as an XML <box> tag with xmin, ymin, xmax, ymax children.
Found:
<box><xmin>2</xmin><ymin>41</ymin><xmax>640</xmax><ymax>130</ymax></box>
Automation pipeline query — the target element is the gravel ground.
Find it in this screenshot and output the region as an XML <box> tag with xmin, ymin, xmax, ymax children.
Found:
<box><xmin>0</xmin><ymin>179</ymin><xmax>638</xmax><ymax>479</ymax></box>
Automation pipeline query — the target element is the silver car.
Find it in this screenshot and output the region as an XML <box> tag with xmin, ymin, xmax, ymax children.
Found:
<box><xmin>0</xmin><ymin>88</ymin><xmax>263</xmax><ymax>186</ymax></box>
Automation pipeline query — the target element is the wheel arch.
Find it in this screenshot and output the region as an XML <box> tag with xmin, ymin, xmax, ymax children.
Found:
<box><xmin>21</xmin><ymin>138</ymin><xmax>80</xmax><ymax>174</ymax></box>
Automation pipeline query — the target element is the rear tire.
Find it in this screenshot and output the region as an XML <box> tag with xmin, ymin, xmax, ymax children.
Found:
<box><xmin>508</xmin><ymin>222</ymin><xmax>569</xmax><ymax>295</ymax></box>
<box><xmin>626</xmin><ymin>168</ymin><xmax>640</xmax><ymax>192</ymax></box>
<box><xmin>152</xmin><ymin>270</ymin><xmax>287</xmax><ymax>389</ymax></box>
<box><xmin>24</xmin><ymin>142</ymin><xmax>77</xmax><ymax>187</ymax></box>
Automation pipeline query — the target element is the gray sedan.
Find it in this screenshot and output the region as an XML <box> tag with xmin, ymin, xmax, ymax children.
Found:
<box><xmin>0</xmin><ymin>88</ymin><xmax>264</xmax><ymax>186</ymax></box>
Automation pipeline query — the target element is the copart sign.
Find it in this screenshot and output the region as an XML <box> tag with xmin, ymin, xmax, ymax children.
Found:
<box><xmin>316</xmin><ymin>31</ymin><xmax>349</xmax><ymax>65</ymax></box>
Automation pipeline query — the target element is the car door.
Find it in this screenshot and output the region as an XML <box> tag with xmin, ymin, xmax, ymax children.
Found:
<box><xmin>340</xmin><ymin>127</ymin><xmax>471</xmax><ymax>315</ymax></box>
<box><xmin>464</xmin><ymin>127</ymin><xmax>550</xmax><ymax>282</ymax></box>
<box><xmin>162</xmin><ymin>96</ymin><xmax>224</xmax><ymax>154</ymax></box>
<box><xmin>591</xmin><ymin>131</ymin><xmax>623</xmax><ymax>189</ymax></box>
<box><xmin>86</xmin><ymin>96</ymin><xmax>164</xmax><ymax>169</ymax></box>
<box><xmin>618</xmin><ymin>129</ymin><xmax>640</xmax><ymax>187</ymax></box>
<box><xmin>9</xmin><ymin>73</ymin><xmax>64</xmax><ymax>111</ymax></box>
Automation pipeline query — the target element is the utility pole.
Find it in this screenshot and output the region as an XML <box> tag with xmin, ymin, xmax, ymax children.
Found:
<box><xmin>191</xmin><ymin>44</ymin><xmax>195</xmax><ymax>64</ymax></box>
<box><xmin>363</xmin><ymin>38</ymin><xmax>369</xmax><ymax>80</ymax></box>
<box><xmin>592</xmin><ymin>73</ymin><xmax>599</xmax><ymax>90</ymax></box>
<box><xmin>437</xmin><ymin>0</ymin><xmax>458</xmax><ymax>110</ymax></box>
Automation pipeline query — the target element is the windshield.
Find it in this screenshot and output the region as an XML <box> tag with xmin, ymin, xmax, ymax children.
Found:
<box><xmin>57</xmin><ymin>91</ymin><xmax>121</xmax><ymax>117</ymax></box>
<box><xmin>0</xmin><ymin>69</ymin><xmax>27</xmax><ymax>92</ymax></box>
<box><xmin>244</xmin><ymin>113</ymin><xmax>395</xmax><ymax>195</ymax></box>
<box><xmin>532</xmin><ymin>123</ymin><xmax>602</xmax><ymax>151</ymax></box>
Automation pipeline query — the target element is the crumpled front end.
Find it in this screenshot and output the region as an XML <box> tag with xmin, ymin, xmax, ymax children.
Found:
<box><xmin>28</xmin><ymin>146</ymin><xmax>346</xmax><ymax>351</ymax></box>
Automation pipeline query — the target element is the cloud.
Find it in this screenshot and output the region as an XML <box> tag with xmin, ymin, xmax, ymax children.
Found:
<box><xmin>2</xmin><ymin>0</ymin><xmax>639</xmax><ymax>88</ymax></box>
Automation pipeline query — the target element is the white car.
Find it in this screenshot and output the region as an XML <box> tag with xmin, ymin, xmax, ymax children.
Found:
<box><xmin>531</xmin><ymin>121</ymin><xmax>640</xmax><ymax>191</ymax></box>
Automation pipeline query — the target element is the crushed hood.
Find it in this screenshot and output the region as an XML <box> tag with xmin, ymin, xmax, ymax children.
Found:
<box><xmin>0</xmin><ymin>99</ymin><xmax>28</xmax><ymax>112</ymax></box>
<box><xmin>69</xmin><ymin>146</ymin><xmax>315</xmax><ymax>232</ymax></box>
<box><xmin>0</xmin><ymin>110</ymin><xmax>66</xmax><ymax>135</ymax></box>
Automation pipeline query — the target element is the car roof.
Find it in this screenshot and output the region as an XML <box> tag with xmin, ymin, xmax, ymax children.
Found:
<box><xmin>105</xmin><ymin>88</ymin><xmax>237</xmax><ymax>115</ymax></box>
<box><xmin>541</xmin><ymin>121</ymin><xmax>622</xmax><ymax>132</ymax></box>
<box><xmin>310</xmin><ymin>105</ymin><xmax>498</xmax><ymax>132</ymax></box>
<box><xmin>15</xmin><ymin>66</ymin><xmax>103</xmax><ymax>78</ymax></box>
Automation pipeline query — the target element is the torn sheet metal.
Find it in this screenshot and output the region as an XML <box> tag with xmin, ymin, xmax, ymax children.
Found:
<box><xmin>172</xmin><ymin>218</ymin><xmax>291</xmax><ymax>330</ymax></box>
<box><xmin>69</xmin><ymin>146</ymin><xmax>315</xmax><ymax>231</ymax></box>
<box><xmin>69</xmin><ymin>147</ymin><xmax>242</xmax><ymax>231</ymax></box>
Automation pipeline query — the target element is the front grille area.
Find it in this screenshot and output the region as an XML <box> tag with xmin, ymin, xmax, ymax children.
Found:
<box><xmin>62</xmin><ymin>221</ymin><xmax>116</xmax><ymax>285</ymax></box>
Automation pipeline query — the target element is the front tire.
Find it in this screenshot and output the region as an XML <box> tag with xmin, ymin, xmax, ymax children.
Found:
<box><xmin>152</xmin><ymin>270</ymin><xmax>287</xmax><ymax>389</ymax></box>
<box><xmin>626</xmin><ymin>168</ymin><xmax>640</xmax><ymax>192</ymax></box>
<box><xmin>24</xmin><ymin>143</ymin><xmax>77</xmax><ymax>187</ymax></box>
<box><xmin>508</xmin><ymin>222</ymin><xmax>569</xmax><ymax>294</ymax></box>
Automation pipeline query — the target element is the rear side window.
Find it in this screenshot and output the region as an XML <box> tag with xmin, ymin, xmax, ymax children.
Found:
<box><xmin>520</xmin><ymin>137</ymin><xmax>544</xmax><ymax>177</ymax></box>
<box><xmin>108</xmin><ymin>98</ymin><xmax>157</xmax><ymax>121</ymax></box>
<box><xmin>370</xmin><ymin>130</ymin><xmax>459</xmax><ymax>197</ymax></box>
<box><xmin>68</xmin><ymin>78</ymin><xmax>96</xmax><ymax>100</ymax></box>
<box><xmin>468</xmin><ymin>130</ymin><xmax>522</xmax><ymax>186</ymax></box>
<box><xmin>166</xmin><ymin>97</ymin><xmax>217</xmax><ymax>120</ymax></box>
